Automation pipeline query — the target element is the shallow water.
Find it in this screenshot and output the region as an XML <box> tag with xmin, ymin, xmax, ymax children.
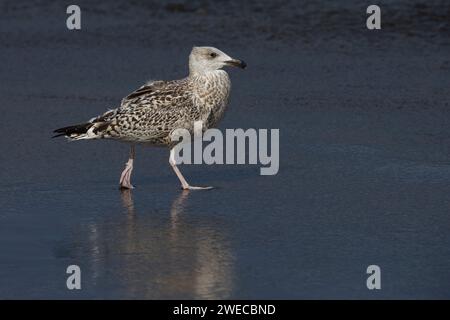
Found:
<box><xmin>1</xmin><ymin>0</ymin><xmax>450</xmax><ymax>299</ymax></box>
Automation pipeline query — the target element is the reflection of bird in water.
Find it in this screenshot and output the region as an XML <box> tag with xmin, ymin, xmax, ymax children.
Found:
<box><xmin>53</xmin><ymin>46</ymin><xmax>246</xmax><ymax>190</ymax></box>
<box><xmin>84</xmin><ymin>190</ymin><xmax>234</xmax><ymax>299</ymax></box>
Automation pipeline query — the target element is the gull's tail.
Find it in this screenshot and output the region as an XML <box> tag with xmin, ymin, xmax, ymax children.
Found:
<box><xmin>53</xmin><ymin>122</ymin><xmax>93</xmax><ymax>140</ymax></box>
<box><xmin>53</xmin><ymin>108</ymin><xmax>117</xmax><ymax>140</ymax></box>
<box><xmin>53</xmin><ymin>121</ymin><xmax>110</xmax><ymax>140</ymax></box>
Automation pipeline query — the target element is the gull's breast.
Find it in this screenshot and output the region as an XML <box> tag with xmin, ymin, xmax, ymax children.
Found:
<box><xmin>193</xmin><ymin>70</ymin><xmax>231</xmax><ymax>128</ymax></box>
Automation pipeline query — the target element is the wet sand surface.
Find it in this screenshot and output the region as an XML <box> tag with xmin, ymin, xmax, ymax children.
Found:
<box><xmin>0</xmin><ymin>0</ymin><xmax>450</xmax><ymax>298</ymax></box>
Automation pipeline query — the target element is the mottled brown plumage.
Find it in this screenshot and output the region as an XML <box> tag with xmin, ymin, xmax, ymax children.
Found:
<box><xmin>54</xmin><ymin>46</ymin><xmax>246</xmax><ymax>190</ymax></box>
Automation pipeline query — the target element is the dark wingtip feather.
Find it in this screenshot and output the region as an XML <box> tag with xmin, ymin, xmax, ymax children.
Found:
<box><xmin>51</xmin><ymin>132</ymin><xmax>67</xmax><ymax>138</ymax></box>
<box><xmin>52</xmin><ymin>123</ymin><xmax>92</xmax><ymax>138</ymax></box>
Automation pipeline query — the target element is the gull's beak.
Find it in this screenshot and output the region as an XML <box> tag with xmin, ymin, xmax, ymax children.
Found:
<box><xmin>225</xmin><ymin>59</ymin><xmax>247</xmax><ymax>69</ymax></box>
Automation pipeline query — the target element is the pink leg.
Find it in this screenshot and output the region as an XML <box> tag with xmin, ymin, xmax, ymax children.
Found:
<box><xmin>119</xmin><ymin>145</ymin><xmax>135</xmax><ymax>189</ymax></box>
<box><xmin>169</xmin><ymin>148</ymin><xmax>213</xmax><ymax>190</ymax></box>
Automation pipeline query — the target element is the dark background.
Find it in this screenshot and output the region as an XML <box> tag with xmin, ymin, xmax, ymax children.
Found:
<box><xmin>0</xmin><ymin>0</ymin><xmax>449</xmax><ymax>298</ymax></box>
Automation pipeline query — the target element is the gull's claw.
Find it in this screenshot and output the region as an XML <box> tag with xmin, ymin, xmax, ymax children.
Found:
<box><xmin>182</xmin><ymin>185</ymin><xmax>214</xmax><ymax>190</ymax></box>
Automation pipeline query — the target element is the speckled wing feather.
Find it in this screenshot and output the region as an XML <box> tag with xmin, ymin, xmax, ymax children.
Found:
<box><xmin>72</xmin><ymin>78</ymin><xmax>198</xmax><ymax>144</ymax></box>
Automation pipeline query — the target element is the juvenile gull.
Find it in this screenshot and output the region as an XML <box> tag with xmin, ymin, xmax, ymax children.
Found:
<box><xmin>53</xmin><ymin>46</ymin><xmax>246</xmax><ymax>190</ymax></box>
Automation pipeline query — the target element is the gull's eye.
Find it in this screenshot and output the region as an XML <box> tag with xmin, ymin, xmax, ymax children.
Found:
<box><xmin>210</xmin><ymin>52</ymin><xmax>218</xmax><ymax>58</ymax></box>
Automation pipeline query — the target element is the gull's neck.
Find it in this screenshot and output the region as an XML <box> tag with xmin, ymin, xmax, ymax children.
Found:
<box><xmin>189</xmin><ymin>69</ymin><xmax>227</xmax><ymax>79</ymax></box>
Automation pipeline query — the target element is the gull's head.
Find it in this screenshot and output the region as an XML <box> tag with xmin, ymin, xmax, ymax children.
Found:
<box><xmin>189</xmin><ymin>46</ymin><xmax>246</xmax><ymax>75</ymax></box>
